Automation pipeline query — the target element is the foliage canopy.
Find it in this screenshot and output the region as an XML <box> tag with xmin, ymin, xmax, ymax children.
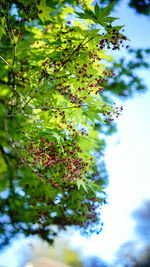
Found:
<box><xmin>0</xmin><ymin>0</ymin><xmax>128</xmax><ymax>247</ymax></box>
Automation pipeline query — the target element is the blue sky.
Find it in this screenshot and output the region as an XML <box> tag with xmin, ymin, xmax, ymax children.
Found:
<box><xmin>0</xmin><ymin>0</ymin><xmax>150</xmax><ymax>266</ymax></box>
<box><xmin>67</xmin><ymin>1</ymin><xmax>150</xmax><ymax>262</ymax></box>
<box><xmin>69</xmin><ymin>88</ymin><xmax>150</xmax><ymax>263</ymax></box>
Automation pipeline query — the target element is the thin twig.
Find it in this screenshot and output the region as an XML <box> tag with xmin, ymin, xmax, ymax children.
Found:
<box><xmin>12</xmin><ymin>44</ymin><xmax>16</xmax><ymax>67</ymax></box>
<box><xmin>22</xmin><ymin>77</ymin><xmax>55</xmax><ymax>109</ymax></box>
<box><xmin>22</xmin><ymin>36</ymin><xmax>88</xmax><ymax>109</ymax></box>
<box><xmin>23</xmin><ymin>105</ymin><xmax>83</xmax><ymax>110</ymax></box>
<box><xmin>12</xmin><ymin>44</ymin><xmax>16</xmax><ymax>91</ymax></box>
<box><xmin>6</xmin><ymin>105</ymin><xmax>84</xmax><ymax>116</ymax></box>
<box><xmin>10</xmin><ymin>22</ymin><xmax>16</xmax><ymax>46</ymax></box>
<box><xmin>0</xmin><ymin>55</ymin><xmax>12</xmax><ymax>68</ymax></box>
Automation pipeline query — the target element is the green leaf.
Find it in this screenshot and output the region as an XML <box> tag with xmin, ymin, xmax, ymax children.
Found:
<box><xmin>94</xmin><ymin>3</ymin><xmax>101</xmax><ymax>17</ymax></box>
<box><xmin>75</xmin><ymin>12</ymin><xmax>90</xmax><ymax>19</ymax></box>
<box><xmin>37</xmin><ymin>0</ymin><xmax>54</xmax><ymax>23</ymax></box>
<box><xmin>101</xmin><ymin>1</ymin><xmax>117</xmax><ymax>17</ymax></box>
<box><xmin>77</xmin><ymin>179</ymin><xmax>88</xmax><ymax>192</ymax></box>
<box><xmin>84</xmin><ymin>8</ymin><xmax>95</xmax><ymax>17</ymax></box>
<box><xmin>76</xmin><ymin>7</ymin><xmax>97</xmax><ymax>22</ymax></box>
<box><xmin>111</xmin><ymin>25</ymin><xmax>125</xmax><ymax>31</ymax></box>
<box><xmin>88</xmin><ymin>183</ymin><xmax>96</xmax><ymax>195</ymax></box>
<box><xmin>89</xmin><ymin>181</ymin><xmax>103</xmax><ymax>193</ymax></box>
<box><xmin>104</xmin><ymin>16</ymin><xmax>119</xmax><ymax>23</ymax></box>
<box><xmin>0</xmin><ymin>17</ymin><xmax>6</xmax><ymax>40</ymax></box>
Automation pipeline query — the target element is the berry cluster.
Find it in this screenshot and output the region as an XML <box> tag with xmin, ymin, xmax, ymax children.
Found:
<box><xmin>23</xmin><ymin>133</ymin><xmax>104</xmax><ymax>231</ymax></box>
<box><xmin>28</xmin><ymin>188</ymin><xmax>103</xmax><ymax>231</ymax></box>
<box><xmin>97</xmin><ymin>29</ymin><xmax>129</xmax><ymax>51</ymax></box>
<box><xmin>26</xmin><ymin>136</ymin><xmax>93</xmax><ymax>188</ymax></box>
<box><xmin>102</xmin><ymin>103</ymin><xmax>123</xmax><ymax>122</ymax></box>
<box><xmin>57</xmin><ymin>82</ymin><xmax>88</xmax><ymax>106</ymax></box>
